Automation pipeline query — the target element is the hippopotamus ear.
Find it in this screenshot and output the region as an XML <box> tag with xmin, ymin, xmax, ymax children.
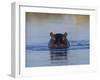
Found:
<box><xmin>64</xmin><ymin>32</ymin><xmax>68</xmax><ymax>37</ymax></box>
<box><xmin>50</xmin><ymin>32</ymin><xmax>53</xmax><ymax>36</ymax></box>
<box><xmin>50</xmin><ymin>32</ymin><xmax>55</xmax><ymax>40</ymax></box>
<box><xmin>62</xmin><ymin>32</ymin><xmax>67</xmax><ymax>40</ymax></box>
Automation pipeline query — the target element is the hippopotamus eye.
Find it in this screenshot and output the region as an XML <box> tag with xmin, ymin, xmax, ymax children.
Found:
<box><xmin>52</xmin><ymin>37</ymin><xmax>55</xmax><ymax>40</ymax></box>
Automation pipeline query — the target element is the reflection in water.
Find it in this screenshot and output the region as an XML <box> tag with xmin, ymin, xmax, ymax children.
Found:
<box><xmin>26</xmin><ymin>40</ymin><xmax>89</xmax><ymax>67</ymax></box>
<box><xmin>49</xmin><ymin>48</ymin><xmax>68</xmax><ymax>65</ymax></box>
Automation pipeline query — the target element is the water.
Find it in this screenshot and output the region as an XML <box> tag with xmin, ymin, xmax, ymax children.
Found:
<box><xmin>26</xmin><ymin>40</ymin><xmax>89</xmax><ymax>67</ymax></box>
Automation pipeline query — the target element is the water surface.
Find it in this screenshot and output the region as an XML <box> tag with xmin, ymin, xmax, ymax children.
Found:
<box><xmin>26</xmin><ymin>40</ymin><xmax>89</xmax><ymax>67</ymax></box>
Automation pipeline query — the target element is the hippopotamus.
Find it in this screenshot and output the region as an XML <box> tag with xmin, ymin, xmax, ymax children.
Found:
<box><xmin>48</xmin><ymin>32</ymin><xmax>70</xmax><ymax>48</ymax></box>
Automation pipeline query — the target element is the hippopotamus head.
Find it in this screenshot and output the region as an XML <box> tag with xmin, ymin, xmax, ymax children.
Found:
<box><xmin>49</xmin><ymin>32</ymin><xmax>70</xmax><ymax>48</ymax></box>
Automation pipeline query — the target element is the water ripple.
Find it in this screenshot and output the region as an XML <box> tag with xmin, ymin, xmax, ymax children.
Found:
<box><xmin>26</xmin><ymin>40</ymin><xmax>89</xmax><ymax>51</ymax></box>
